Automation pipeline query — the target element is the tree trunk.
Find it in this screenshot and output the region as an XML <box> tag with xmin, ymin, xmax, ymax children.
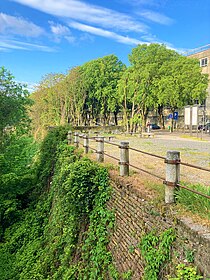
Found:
<box><xmin>158</xmin><ymin>105</ymin><xmax>165</xmax><ymax>128</ymax></box>
<box><xmin>114</xmin><ymin>112</ymin><xmax>118</xmax><ymax>125</ymax></box>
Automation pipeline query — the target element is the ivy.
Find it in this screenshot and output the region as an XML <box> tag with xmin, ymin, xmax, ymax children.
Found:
<box><xmin>169</xmin><ymin>264</ymin><xmax>203</xmax><ymax>280</ymax></box>
<box><xmin>0</xmin><ymin>128</ymin><xmax>118</xmax><ymax>279</ymax></box>
<box><xmin>139</xmin><ymin>228</ymin><xmax>176</xmax><ymax>280</ymax></box>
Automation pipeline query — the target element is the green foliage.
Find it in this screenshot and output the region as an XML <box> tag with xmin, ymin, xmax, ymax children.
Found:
<box><xmin>139</xmin><ymin>228</ymin><xmax>176</xmax><ymax>280</ymax></box>
<box><xmin>0</xmin><ymin>66</ymin><xmax>33</xmax><ymax>138</ymax></box>
<box><xmin>31</xmin><ymin>55</ymin><xmax>125</xmax><ymax>135</ymax></box>
<box><xmin>73</xmin><ymin>165</ymin><xmax>117</xmax><ymax>279</ymax></box>
<box><xmin>169</xmin><ymin>264</ymin><xmax>203</xmax><ymax>280</ymax></box>
<box><xmin>30</xmin><ymin>44</ymin><xmax>208</xmax><ymax>135</ymax></box>
<box><xmin>0</xmin><ymin>128</ymin><xmax>118</xmax><ymax>279</ymax></box>
<box><xmin>122</xmin><ymin>270</ymin><xmax>133</xmax><ymax>280</ymax></box>
<box><xmin>118</xmin><ymin>43</ymin><xmax>208</xmax><ymax>132</ymax></box>
<box><xmin>80</xmin><ymin>54</ymin><xmax>125</xmax><ymax>125</ymax></box>
<box><xmin>35</xmin><ymin>126</ymin><xmax>69</xmax><ymax>189</ymax></box>
<box><xmin>175</xmin><ymin>184</ymin><xmax>210</xmax><ymax>220</ymax></box>
<box><xmin>0</xmin><ymin>135</ymin><xmax>39</xmax><ymax>239</ymax></box>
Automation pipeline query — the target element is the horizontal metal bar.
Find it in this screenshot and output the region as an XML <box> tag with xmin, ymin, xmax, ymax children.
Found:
<box><xmin>180</xmin><ymin>162</ymin><xmax>210</xmax><ymax>172</ymax></box>
<box><xmin>163</xmin><ymin>180</ymin><xmax>177</xmax><ymax>187</ymax></box>
<box><xmin>128</xmin><ymin>163</ymin><xmax>165</xmax><ymax>181</ymax></box>
<box><xmin>129</xmin><ymin>146</ymin><xmax>165</xmax><ymax>160</ymax></box>
<box><xmin>165</xmin><ymin>159</ymin><xmax>181</xmax><ymax>164</ymax></box>
<box><xmin>177</xmin><ymin>183</ymin><xmax>210</xmax><ymax>199</ymax></box>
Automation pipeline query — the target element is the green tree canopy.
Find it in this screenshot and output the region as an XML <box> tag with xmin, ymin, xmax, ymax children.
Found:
<box><xmin>81</xmin><ymin>54</ymin><xmax>125</xmax><ymax>125</ymax></box>
<box><xmin>118</xmin><ymin>44</ymin><xmax>208</xmax><ymax>131</ymax></box>
<box><xmin>155</xmin><ymin>55</ymin><xmax>208</xmax><ymax>110</ymax></box>
<box><xmin>0</xmin><ymin>67</ymin><xmax>32</xmax><ymax>139</ymax></box>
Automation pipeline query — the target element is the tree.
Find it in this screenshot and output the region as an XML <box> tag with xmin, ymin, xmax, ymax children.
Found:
<box><xmin>30</xmin><ymin>73</ymin><xmax>66</xmax><ymax>138</ymax></box>
<box><xmin>63</xmin><ymin>67</ymin><xmax>87</xmax><ymax>126</ymax></box>
<box><xmin>81</xmin><ymin>55</ymin><xmax>125</xmax><ymax>125</ymax></box>
<box><xmin>119</xmin><ymin>44</ymin><xmax>208</xmax><ymax>132</ymax></box>
<box><xmin>154</xmin><ymin>55</ymin><xmax>208</xmax><ymax>130</ymax></box>
<box><xmin>0</xmin><ymin>67</ymin><xmax>32</xmax><ymax>139</ymax></box>
<box><xmin>125</xmin><ymin>44</ymin><xmax>179</xmax><ymax>131</ymax></box>
<box><xmin>156</xmin><ymin>55</ymin><xmax>208</xmax><ymax>109</ymax></box>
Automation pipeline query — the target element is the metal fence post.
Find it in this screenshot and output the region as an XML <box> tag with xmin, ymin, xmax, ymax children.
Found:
<box><xmin>83</xmin><ymin>134</ymin><xmax>89</xmax><ymax>154</ymax></box>
<box><xmin>74</xmin><ymin>132</ymin><xmax>79</xmax><ymax>148</ymax></box>
<box><xmin>119</xmin><ymin>142</ymin><xmax>129</xmax><ymax>176</ymax></box>
<box><xmin>67</xmin><ymin>130</ymin><xmax>72</xmax><ymax>145</ymax></box>
<box><xmin>164</xmin><ymin>151</ymin><xmax>180</xmax><ymax>203</ymax></box>
<box><xmin>96</xmin><ymin>136</ymin><xmax>104</xmax><ymax>162</ymax></box>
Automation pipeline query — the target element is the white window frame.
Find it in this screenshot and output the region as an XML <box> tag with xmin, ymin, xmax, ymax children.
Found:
<box><xmin>200</xmin><ymin>57</ymin><xmax>208</xmax><ymax>67</ymax></box>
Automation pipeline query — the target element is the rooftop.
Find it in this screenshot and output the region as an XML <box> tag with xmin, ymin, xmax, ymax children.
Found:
<box><xmin>184</xmin><ymin>44</ymin><xmax>210</xmax><ymax>56</ymax></box>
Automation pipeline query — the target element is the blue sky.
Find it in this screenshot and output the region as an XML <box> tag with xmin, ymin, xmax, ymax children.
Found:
<box><xmin>0</xmin><ymin>0</ymin><xmax>210</xmax><ymax>91</ymax></box>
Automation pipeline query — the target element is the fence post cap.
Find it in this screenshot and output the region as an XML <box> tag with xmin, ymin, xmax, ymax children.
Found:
<box><xmin>120</xmin><ymin>141</ymin><xmax>129</xmax><ymax>145</ymax></box>
<box><xmin>166</xmin><ymin>150</ymin><xmax>180</xmax><ymax>159</ymax></box>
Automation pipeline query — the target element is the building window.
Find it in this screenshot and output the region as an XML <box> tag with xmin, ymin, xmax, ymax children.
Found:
<box><xmin>200</xmin><ymin>57</ymin><xmax>208</xmax><ymax>67</ymax></box>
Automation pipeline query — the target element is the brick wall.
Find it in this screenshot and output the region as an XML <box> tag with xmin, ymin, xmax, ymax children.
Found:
<box><xmin>107</xmin><ymin>172</ymin><xmax>210</xmax><ymax>279</ymax></box>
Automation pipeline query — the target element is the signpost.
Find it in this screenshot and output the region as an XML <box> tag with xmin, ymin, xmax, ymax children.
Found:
<box><xmin>184</xmin><ymin>105</ymin><xmax>198</xmax><ymax>136</ymax></box>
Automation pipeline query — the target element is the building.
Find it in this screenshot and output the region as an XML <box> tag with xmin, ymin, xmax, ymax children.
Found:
<box><xmin>187</xmin><ymin>44</ymin><xmax>210</xmax><ymax>123</ymax></box>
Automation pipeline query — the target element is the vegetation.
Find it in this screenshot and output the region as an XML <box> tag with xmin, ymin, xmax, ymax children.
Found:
<box><xmin>1</xmin><ymin>41</ymin><xmax>209</xmax><ymax>279</ymax></box>
<box><xmin>175</xmin><ymin>184</ymin><xmax>210</xmax><ymax>220</ymax></box>
<box><xmin>0</xmin><ymin>126</ymin><xmax>118</xmax><ymax>279</ymax></box>
<box><xmin>169</xmin><ymin>264</ymin><xmax>203</xmax><ymax>280</ymax></box>
<box><xmin>30</xmin><ymin>44</ymin><xmax>208</xmax><ymax>136</ymax></box>
<box><xmin>139</xmin><ymin>228</ymin><xmax>176</xmax><ymax>280</ymax></box>
<box><xmin>0</xmin><ymin>66</ymin><xmax>32</xmax><ymax>140</ymax></box>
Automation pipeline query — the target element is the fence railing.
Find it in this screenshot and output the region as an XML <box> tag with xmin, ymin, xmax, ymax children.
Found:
<box><xmin>67</xmin><ymin>131</ymin><xmax>210</xmax><ymax>203</ymax></box>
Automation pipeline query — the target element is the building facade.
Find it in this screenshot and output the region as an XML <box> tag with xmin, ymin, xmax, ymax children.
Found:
<box><xmin>188</xmin><ymin>45</ymin><xmax>210</xmax><ymax>123</ymax></box>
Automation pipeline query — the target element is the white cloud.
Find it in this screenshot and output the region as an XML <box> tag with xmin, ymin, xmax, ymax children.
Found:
<box><xmin>18</xmin><ymin>81</ymin><xmax>38</xmax><ymax>92</ymax></box>
<box><xmin>139</xmin><ymin>10</ymin><xmax>173</xmax><ymax>25</ymax></box>
<box><xmin>11</xmin><ymin>0</ymin><xmax>148</xmax><ymax>33</ymax></box>
<box><xmin>49</xmin><ymin>21</ymin><xmax>70</xmax><ymax>36</ymax></box>
<box><xmin>0</xmin><ymin>38</ymin><xmax>55</xmax><ymax>52</ymax></box>
<box><xmin>9</xmin><ymin>0</ymin><xmax>174</xmax><ymax>47</ymax></box>
<box><xmin>49</xmin><ymin>21</ymin><xmax>76</xmax><ymax>43</ymax></box>
<box><xmin>0</xmin><ymin>12</ymin><xmax>45</xmax><ymax>37</ymax></box>
<box><xmin>64</xmin><ymin>36</ymin><xmax>76</xmax><ymax>43</ymax></box>
<box><xmin>68</xmin><ymin>21</ymin><xmax>146</xmax><ymax>45</ymax></box>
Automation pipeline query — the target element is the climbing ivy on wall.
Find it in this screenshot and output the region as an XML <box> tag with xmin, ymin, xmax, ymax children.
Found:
<box><xmin>139</xmin><ymin>228</ymin><xmax>176</xmax><ymax>280</ymax></box>
<box><xmin>0</xmin><ymin>128</ymin><xmax>118</xmax><ymax>279</ymax></box>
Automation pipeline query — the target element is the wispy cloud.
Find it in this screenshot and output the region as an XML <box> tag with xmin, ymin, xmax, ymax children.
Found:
<box><xmin>11</xmin><ymin>0</ymin><xmax>148</xmax><ymax>33</ymax></box>
<box><xmin>0</xmin><ymin>38</ymin><xmax>55</xmax><ymax>52</ymax></box>
<box><xmin>68</xmin><ymin>21</ymin><xmax>146</xmax><ymax>45</ymax></box>
<box><xmin>49</xmin><ymin>21</ymin><xmax>70</xmax><ymax>36</ymax></box>
<box><xmin>0</xmin><ymin>12</ymin><xmax>45</xmax><ymax>37</ymax></box>
<box><xmin>9</xmin><ymin>0</ymin><xmax>174</xmax><ymax>47</ymax></box>
<box><xmin>120</xmin><ymin>0</ymin><xmax>168</xmax><ymax>8</ymax></box>
<box><xmin>18</xmin><ymin>81</ymin><xmax>38</xmax><ymax>92</ymax></box>
<box><xmin>139</xmin><ymin>10</ymin><xmax>173</xmax><ymax>25</ymax></box>
<box><xmin>49</xmin><ymin>21</ymin><xmax>76</xmax><ymax>43</ymax></box>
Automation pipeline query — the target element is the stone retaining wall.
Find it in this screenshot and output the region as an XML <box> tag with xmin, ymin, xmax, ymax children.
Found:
<box><xmin>107</xmin><ymin>173</ymin><xmax>210</xmax><ymax>279</ymax></box>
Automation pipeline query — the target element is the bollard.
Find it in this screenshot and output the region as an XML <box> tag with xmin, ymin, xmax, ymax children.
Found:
<box><xmin>74</xmin><ymin>132</ymin><xmax>79</xmax><ymax>148</ymax></box>
<box><xmin>67</xmin><ymin>130</ymin><xmax>72</xmax><ymax>145</ymax></box>
<box><xmin>96</xmin><ymin>136</ymin><xmax>104</xmax><ymax>162</ymax></box>
<box><xmin>119</xmin><ymin>141</ymin><xmax>129</xmax><ymax>176</ymax></box>
<box><xmin>83</xmin><ymin>134</ymin><xmax>89</xmax><ymax>154</ymax></box>
<box><xmin>164</xmin><ymin>151</ymin><xmax>180</xmax><ymax>204</ymax></box>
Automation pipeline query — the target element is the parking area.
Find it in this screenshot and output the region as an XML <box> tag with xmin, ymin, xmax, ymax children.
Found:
<box><xmin>87</xmin><ymin>130</ymin><xmax>210</xmax><ymax>186</ymax></box>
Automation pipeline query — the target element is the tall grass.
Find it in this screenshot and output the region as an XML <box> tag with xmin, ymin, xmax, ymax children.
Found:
<box><xmin>175</xmin><ymin>184</ymin><xmax>210</xmax><ymax>220</ymax></box>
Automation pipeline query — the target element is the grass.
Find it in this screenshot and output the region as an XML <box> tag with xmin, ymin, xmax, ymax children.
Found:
<box><xmin>143</xmin><ymin>180</ymin><xmax>210</xmax><ymax>222</ymax></box>
<box><xmin>175</xmin><ymin>183</ymin><xmax>210</xmax><ymax>220</ymax></box>
<box><xmin>180</xmin><ymin>134</ymin><xmax>208</xmax><ymax>141</ymax></box>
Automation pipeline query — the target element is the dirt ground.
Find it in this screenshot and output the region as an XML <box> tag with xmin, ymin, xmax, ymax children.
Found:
<box><xmin>85</xmin><ymin>131</ymin><xmax>210</xmax><ymax>187</ymax></box>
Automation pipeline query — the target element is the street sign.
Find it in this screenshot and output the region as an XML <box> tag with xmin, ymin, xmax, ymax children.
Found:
<box><xmin>173</xmin><ymin>112</ymin><xmax>178</xmax><ymax>120</ymax></box>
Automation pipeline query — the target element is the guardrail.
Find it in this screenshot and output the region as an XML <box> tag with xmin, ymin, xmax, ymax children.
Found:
<box><xmin>67</xmin><ymin>131</ymin><xmax>210</xmax><ymax>204</ymax></box>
